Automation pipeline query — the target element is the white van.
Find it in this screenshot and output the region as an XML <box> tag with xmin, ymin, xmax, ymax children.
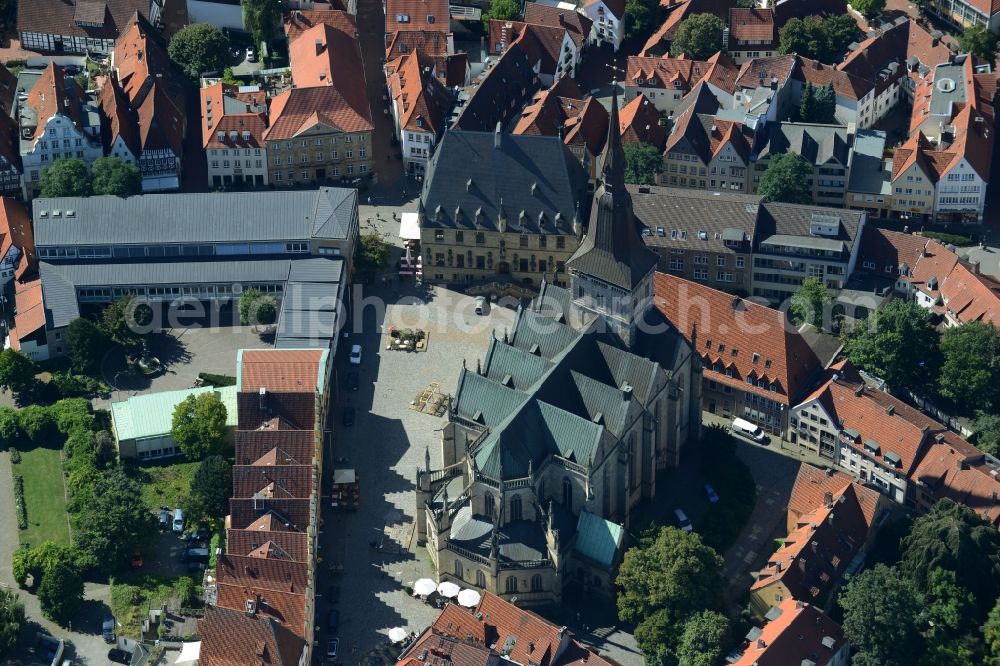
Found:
<box><xmin>730</xmin><ymin>417</ymin><xmax>767</xmax><ymax>442</ymax></box>
<box><xmin>172</xmin><ymin>508</ymin><xmax>184</xmax><ymax>533</ymax></box>
<box><xmin>674</xmin><ymin>508</ymin><xmax>692</xmax><ymax>532</ymax></box>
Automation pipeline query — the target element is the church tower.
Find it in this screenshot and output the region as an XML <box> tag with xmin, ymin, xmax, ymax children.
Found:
<box><xmin>565</xmin><ymin>86</ymin><xmax>659</xmax><ymax>348</ymax></box>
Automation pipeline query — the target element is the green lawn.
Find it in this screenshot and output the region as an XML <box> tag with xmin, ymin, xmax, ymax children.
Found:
<box><xmin>16</xmin><ymin>447</ymin><xmax>71</xmax><ymax>547</ymax></box>
<box><xmin>110</xmin><ymin>573</ymin><xmax>198</xmax><ymax>638</ymax></box>
<box><xmin>130</xmin><ymin>460</ymin><xmax>200</xmax><ymax>513</ymax></box>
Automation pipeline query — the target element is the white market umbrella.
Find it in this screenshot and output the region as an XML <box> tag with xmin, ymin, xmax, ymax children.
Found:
<box><xmin>457</xmin><ymin>589</ymin><xmax>481</xmax><ymax>607</ymax></box>
<box><xmin>413</xmin><ymin>578</ymin><xmax>437</xmax><ymax>596</ymax></box>
<box><xmin>388</xmin><ymin>627</ymin><xmax>408</xmax><ymax>643</ymax></box>
<box><xmin>437</xmin><ymin>581</ymin><xmax>461</xmax><ymax>598</ymax></box>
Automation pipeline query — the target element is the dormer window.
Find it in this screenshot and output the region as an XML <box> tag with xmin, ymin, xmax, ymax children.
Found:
<box><xmin>427</xmin><ymin>14</ymin><xmax>436</xmax><ymax>23</ymax></box>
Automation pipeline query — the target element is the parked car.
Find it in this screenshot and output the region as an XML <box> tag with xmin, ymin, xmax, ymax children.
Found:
<box><xmin>346</xmin><ymin>371</ymin><xmax>359</xmax><ymax>391</ymax></box>
<box><xmin>246</xmin><ymin>47</ymin><xmax>257</xmax><ymax>62</ymax></box>
<box><xmin>349</xmin><ymin>344</ymin><xmax>362</xmax><ymax>365</ymax></box>
<box><xmin>108</xmin><ymin>648</ymin><xmax>131</xmax><ymax>665</ymax></box>
<box><xmin>474</xmin><ymin>296</ymin><xmax>489</xmax><ymax>315</ymax></box>
<box><xmin>102</xmin><ymin>613</ymin><xmax>116</xmax><ymax>643</ymax></box>
<box><xmin>730</xmin><ymin>417</ymin><xmax>767</xmax><ymax>443</ymax></box>
<box><xmin>342</xmin><ymin>406</ymin><xmax>355</xmax><ymax>427</ymax></box>
<box><xmin>181</xmin><ymin>547</ymin><xmax>210</xmax><ymax>563</ymax></box>
<box><xmin>326</xmin><ymin>638</ymin><xmax>339</xmax><ymax>660</ymax></box>
<box><xmin>674</xmin><ymin>508</ymin><xmax>692</xmax><ymax>532</ymax></box>
<box><xmin>328</xmin><ymin>609</ymin><xmax>340</xmax><ymax>632</ymax></box>
<box><xmin>172</xmin><ymin>508</ymin><xmax>184</xmax><ymax>533</ymax></box>
<box><xmin>130</xmin><ymin>549</ymin><xmax>143</xmax><ymax>568</ymax></box>
<box><xmin>184</xmin><ymin>530</ymin><xmax>212</xmax><ymax>543</ymax></box>
<box><xmin>158</xmin><ymin>506</ymin><xmax>170</xmax><ymax>530</ymax></box>
<box><xmin>704</xmin><ymin>484</ymin><xmax>719</xmax><ymax>503</ymax></box>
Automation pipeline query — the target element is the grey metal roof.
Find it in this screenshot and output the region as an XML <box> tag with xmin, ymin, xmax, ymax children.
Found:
<box><xmin>761</xmin><ymin>234</ymin><xmax>847</xmax><ymax>253</ymax></box>
<box><xmin>630</xmin><ymin>185</ymin><xmax>760</xmax><ymax>254</ymax></box>
<box><xmin>448</xmin><ymin>506</ymin><xmax>548</xmax><ymax>563</ymax></box>
<box><xmin>928</xmin><ymin>61</ymin><xmax>968</xmax><ymax>117</ymax></box>
<box><xmin>754</xmin><ymin>122</ymin><xmax>851</xmax><ymax>166</ymax></box>
<box><xmin>419</xmin><ymin>129</ymin><xmax>589</xmax><ymax>234</ymax></box>
<box><xmin>848</xmin><ymin>130</ymin><xmax>892</xmax><ymax>195</ymax></box>
<box><xmin>33</xmin><ymin>188</ymin><xmax>356</xmax><ymax>247</ymax></box>
<box><xmin>755</xmin><ymin>202</ymin><xmax>864</xmax><ymax>254</ymax></box>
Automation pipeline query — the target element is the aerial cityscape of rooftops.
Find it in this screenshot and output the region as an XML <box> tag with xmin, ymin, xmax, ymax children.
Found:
<box><xmin>4</xmin><ymin>0</ymin><xmax>1000</xmax><ymax>665</ymax></box>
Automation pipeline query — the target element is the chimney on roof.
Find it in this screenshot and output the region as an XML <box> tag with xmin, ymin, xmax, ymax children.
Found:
<box><xmin>813</xmin><ymin>59</ymin><xmax>821</xmax><ymax>70</ymax></box>
<box><xmin>972</xmin><ymin>260</ymin><xmax>981</xmax><ymax>275</ymax></box>
<box><xmin>855</xmin><ymin>385</ymin><xmax>864</xmax><ymax>397</ymax></box>
<box><xmin>824</xmin><ymin>491</ymin><xmax>834</xmax><ymax>507</ymax></box>
<box><xmin>886</xmin><ymin>405</ymin><xmax>895</xmax><ymax>416</ymax></box>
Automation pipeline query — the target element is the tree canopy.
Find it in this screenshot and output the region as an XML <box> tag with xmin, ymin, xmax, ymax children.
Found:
<box><xmin>625</xmin><ymin>0</ymin><xmax>661</xmax><ymax>40</ymax></box>
<box><xmin>789</xmin><ymin>277</ymin><xmax>831</xmax><ymax>329</ymax></box>
<box><xmin>958</xmin><ymin>24</ymin><xmax>999</xmax><ymax>64</ymax></box>
<box><xmin>0</xmin><ymin>588</ymin><xmax>24</xmax><ymax>659</ymax></box>
<box><xmin>779</xmin><ymin>14</ymin><xmax>858</xmax><ymax>62</ymax></box>
<box><xmin>482</xmin><ymin>0</ymin><xmax>520</xmax><ymax>26</ymax></box>
<box><xmin>799</xmin><ymin>82</ymin><xmax>836</xmax><ymax>123</ymax></box>
<box><xmin>675</xmin><ymin>610</ymin><xmax>730</xmax><ymax>666</ymax></box>
<box><xmin>841</xmin><ymin>298</ymin><xmax>940</xmax><ymax>390</ymax></box>
<box><xmin>65</xmin><ymin>318</ymin><xmax>111</xmax><ymax>375</ymax></box>
<box><xmin>839</xmin><ymin>564</ymin><xmax>922</xmax><ymax>666</ymax></box>
<box><xmin>242</xmin><ymin>0</ymin><xmax>283</xmax><ymax>52</ymax></box>
<box><xmin>756</xmin><ymin>153</ymin><xmax>813</xmax><ymax>204</ymax></box>
<box><xmin>99</xmin><ymin>294</ymin><xmax>151</xmax><ymax>348</ymax></box>
<box><xmin>39</xmin><ymin>158</ymin><xmax>91</xmax><ymax>198</ymax></box>
<box><xmin>37</xmin><ymin>561</ymin><xmax>84</xmax><ymax>625</ymax></box>
<box><xmin>168</xmin><ymin>23</ymin><xmax>230</xmax><ymax>78</ymax></box>
<box><xmin>0</xmin><ymin>349</ymin><xmax>37</xmax><ymax>396</ymax></box>
<box><xmin>617</xmin><ymin>526</ymin><xmax>725</xmax><ymax>658</ymax></box>
<box><xmin>90</xmin><ymin>156</ymin><xmax>142</xmax><ymax>197</ymax></box>
<box><xmin>850</xmin><ymin>0</ymin><xmax>887</xmax><ymax>18</ymax></box>
<box><xmin>624</xmin><ymin>141</ymin><xmax>664</xmax><ymax>186</ymax></box>
<box><xmin>171</xmin><ymin>392</ymin><xmax>228</xmax><ymax>459</ymax></box>
<box><xmin>238</xmin><ymin>288</ymin><xmax>278</xmax><ymax>326</ymax></box>
<box><xmin>72</xmin><ymin>468</ymin><xmax>156</xmax><ymax>573</ymax></box>
<box><xmin>671</xmin><ymin>13</ymin><xmax>724</xmax><ymax>60</ymax></box>
<box><xmin>938</xmin><ymin>321</ymin><xmax>1000</xmax><ymax>413</ymax></box>
<box><xmin>972</xmin><ymin>411</ymin><xmax>1000</xmax><ymax>457</ymax></box>
<box><xmin>356</xmin><ymin>233</ymin><xmax>390</xmax><ymax>272</ymax></box>
<box><xmin>190</xmin><ymin>455</ymin><xmax>233</xmax><ymax>519</ymax></box>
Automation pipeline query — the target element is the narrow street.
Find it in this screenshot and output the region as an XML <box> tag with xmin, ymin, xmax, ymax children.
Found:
<box><xmin>355</xmin><ymin>0</ymin><xmax>404</xmax><ymax>189</ymax></box>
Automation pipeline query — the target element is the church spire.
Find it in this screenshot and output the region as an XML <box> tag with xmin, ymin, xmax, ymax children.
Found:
<box><xmin>603</xmin><ymin>82</ymin><xmax>626</xmax><ymax>193</ymax></box>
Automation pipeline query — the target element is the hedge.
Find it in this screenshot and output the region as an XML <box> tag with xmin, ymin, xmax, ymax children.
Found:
<box><xmin>10</xmin><ymin>448</ymin><xmax>21</xmax><ymax>464</ymax></box>
<box><xmin>198</xmin><ymin>372</ymin><xmax>236</xmax><ymax>388</ymax></box>
<box><xmin>13</xmin><ymin>474</ymin><xmax>26</xmax><ymax>529</ymax></box>
<box><xmin>921</xmin><ymin>231</ymin><xmax>975</xmax><ymax>247</ymax></box>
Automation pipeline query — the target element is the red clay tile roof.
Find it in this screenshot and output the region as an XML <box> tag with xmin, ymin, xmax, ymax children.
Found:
<box><xmin>398</xmin><ymin>633</ymin><xmax>494</xmax><ymax>666</ymax></box>
<box><xmin>584</xmin><ymin>0</ymin><xmax>625</xmax><ymax>18</ymax></box>
<box><xmin>385</xmin><ymin>29</ymin><xmax>451</xmax><ymax>58</ymax></box>
<box><xmin>855</xmin><ymin>227</ymin><xmax>929</xmax><ymax>276</ymax></box>
<box><xmin>284</xmin><ymin>8</ymin><xmax>356</xmax><ymax>43</ymax></box>
<box><xmin>794</xmin><ymin>56</ymin><xmax>873</xmax><ymax>101</ymax></box>
<box><xmin>0</xmin><ymin>199</ymin><xmax>34</xmax><ymax>275</ymax></box>
<box><xmin>731</xmin><ymin>599</ymin><xmax>846</xmax><ymax>666</ymax></box>
<box><xmin>12</xmin><ymin>277</ymin><xmax>45</xmax><ymax>339</ymax></box>
<box><xmin>940</xmin><ymin>261</ymin><xmax>1000</xmax><ymax>326</ymax></box>
<box><xmin>240</xmin><ymin>349</ymin><xmax>326</xmax><ymax>393</ymax></box>
<box><xmin>235</xmin><ymin>430</ymin><xmax>316</xmax><ymax>467</ymax></box>
<box><xmin>198</xmin><ymin>605</ymin><xmax>305</xmax><ymax>666</ymax></box>
<box><xmin>513</xmin><ymin>81</ymin><xmax>609</xmax><ymax>159</ymax></box>
<box><xmin>214</xmin><ymin>582</ymin><xmax>306</xmax><ymax>638</ymax></box>
<box><xmin>244</xmin><ymin>511</ymin><xmax>305</xmax><ymax>533</ymax></box>
<box><xmin>909</xmin><ymin>239</ymin><xmax>958</xmax><ymax>299</ymax></box>
<box><xmin>135</xmin><ymin>82</ymin><xmax>185</xmax><ymax>155</ymax></box>
<box><xmin>838</xmin><ymin>20</ymin><xmax>952</xmax><ymax>96</ymax></box>
<box><xmin>788</xmin><ymin>463</ymin><xmax>886</xmax><ymax>532</ymax></box>
<box><xmin>735</xmin><ymin>54</ymin><xmax>797</xmax><ymax>90</ymax></box>
<box><xmin>232</xmin><ymin>464</ymin><xmax>313</xmax><ymax>500</ymax></box>
<box><xmin>453</xmin><ymin>42</ymin><xmax>540</xmax><ymax>131</ymax></box>
<box><xmin>728</xmin><ymin>8</ymin><xmax>775</xmax><ymax>47</ymax></box>
<box><xmin>489</xmin><ymin>20</ymin><xmax>570</xmax><ymax>77</ymax></box>
<box><xmin>216</xmin><ymin>554</ymin><xmax>309</xmax><ymax>593</ymax></box>
<box><xmin>26</xmin><ymin>63</ymin><xmax>88</xmax><ymax>142</ymax></box>
<box><xmin>200</xmin><ymin>81</ymin><xmax>268</xmax><ymax>150</ymax></box>
<box><xmin>653</xmin><ymin>273</ymin><xmax>822</xmax><ymax>405</ymax></box>
<box><xmin>751</xmin><ymin>484</ymin><xmax>869</xmax><ymax>601</ymax></box>
<box><xmin>230</xmin><ymin>499</ymin><xmax>312</xmax><ymax>532</ymax></box>
<box><xmin>18</xmin><ymin>0</ymin><xmax>148</xmax><ymax>41</ymax></box>
<box><xmin>912</xmin><ymin>442</ymin><xmax>1000</xmax><ymax>528</ymax></box>
<box><xmin>523</xmin><ymin>3</ymin><xmax>593</xmax><ymax>48</ymax></box>
<box><xmin>227</xmin><ymin>528</ymin><xmax>309</xmax><ymax>561</ymax></box>
<box><xmin>647</xmin><ymin>0</ymin><xmax>733</xmax><ymax>45</ymax></box>
<box><xmin>626</xmin><ymin>54</ymin><xmax>712</xmax><ymax>90</ymax></box>
<box><xmin>267</xmin><ymin>78</ymin><xmax>372</xmax><ymax>141</ymax></box>
<box><xmin>386</xmin><ymin>49</ymin><xmax>454</xmax><ymax>134</ymax></box>
<box><xmin>619</xmin><ymin>94</ymin><xmax>665</xmax><ymax>149</ymax></box>
<box><xmin>97</xmin><ymin>76</ymin><xmax>140</xmax><ymax>157</ymax></box>
<box><xmin>385</xmin><ymin>0</ymin><xmax>450</xmax><ymax>36</ymax></box>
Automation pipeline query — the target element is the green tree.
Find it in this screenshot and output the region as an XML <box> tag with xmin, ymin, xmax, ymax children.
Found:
<box><xmin>813</xmin><ymin>83</ymin><xmax>837</xmax><ymax>123</ymax></box>
<box><xmin>99</xmin><ymin>294</ymin><xmax>150</xmax><ymax>348</ymax></box>
<box><xmin>790</xmin><ymin>277</ymin><xmax>831</xmax><ymax>328</ymax></box>
<box><xmin>824</xmin><ymin>14</ymin><xmax>859</xmax><ymax>55</ymax></box>
<box><xmin>922</xmin><ymin>568</ymin><xmax>977</xmax><ymax>643</ymax></box>
<box><xmin>0</xmin><ymin>588</ymin><xmax>24</xmax><ymax>659</ymax></box>
<box><xmin>168</xmin><ymin>23</ymin><xmax>230</xmax><ymax>78</ymax></box>
<box><xmin>191</xmin><ymin>455</ymin><xmax>233</xmax><ymax>518</ymax></box>
<box><xmin>242</xmin><ymin>0</ymin><xmax>284</xmax><ymax>53</ymax></box>
<box><xmin>356</xmin><ymin>233</ymin><xmax>390</xmax><ymax>271</ymax></box>
<box><xmin>37</xmin><ymin>561</ymin><xmax>84</xmax><ymax>625</ymax></box>
<box><xmin>850</xmin><ymin>0</ymin><xmax>886</xmax><ymax>18</ymax></box>
<box><xmin>624</xmin><ymin>0</ymin><xmax>661</xmax><ymax>40</ymax></box>
<box><xmin>72</xmin><ymin>468</ymin><xmax>156</xmax><ymax>573</ymax></box>
<box><xmin>959</xmin><ymin>24</ymin><xmax>999</xmax><ymax>64</ymax></box>
<box><xmin>778</xmin><ymin>16</ymin><xmax>828</xmax><ymax>60</ymax></box>
<box><xmin>670</xmin><ymin>13</ymin><xmax>724</xmax><ymax>61</ymax></box>
<box><xmin>938</xmin><ymin>321</ymin><xmax>1000</xmax><ymax>413</ymax></box>
<box><xmin>39</xmin><ymin>158</ymin><xmax>91</xmax><ymax>198</ymax></box>
<box><xmin>238</xmin><ymin>288</ymin><xmax>278</xmax><ymax>326</ymax></box>
<box><xmin>482</xmin><ymin>0</ymin><xmax>520</xmax><ymax>26</ymax></box>
<box><xmin>0</xmin><ymin>348</ymin><xmax>37</xmax><ymax>395</ymax></box>
<box><xmin>756</xmin><ymin>153</ymin><xmax>813</xmax><ymax>204</ymax></box>
<box><xmin>985</xmin><ymin>596</ymin><xmax>1000</xmax><ymax>662</ymax></box>
<box><xmin>171</xmin><ymin>392</ymin><xmax>228</xmax><ymax>459</ymax></box>
<box><xmin>49</xmin><ymin>398</ymin><xmax>95</xmax><ymax>435</ymax></box>
<box><xmin>675</xmin><ymin>610</ymin><xmax>730</xmax><ymax>666</ymax></box>
<box><xmin>972</xmin><ymin>411</ymin><xmax>1000</xmax><ymax>457</ymax></box>
<box><xmin>11</xmin><ymin>542</ymin><xmax>87</xmax><ymax>587</ymax></box>
<box><xmin>623</xmin><ymin>141</ymin><xmax>664</xmax><ymax>185</ymax></box>
<box><xmin>841</xmin><ymin>298</ymin><xmax>940</xmax><ymax>390</ymax></box>
<box><xmin>798</xmin><ymin>82</ymin><xmax>817</xmax><ymax>122</ymax></box>
<box><xmin>65</xmin><ymin>318</ymin><xmax>111</xmax><ymax>375</ymax></box>
<box><xmin>899</xmin><ymin>499</ymin><xmax>1000</xmax><ymax>615</ymax></box>
<box><xmin>0</xmin><ymin>406</ymin><xmax>20</xmax><ymax>445</ymax></box>
<box><xmin>90</xmin><ymin>156</ymin><xmax>142</xmax><ymax>197</ymax></box>
<box><xmin>839</xmin><ymin>564</ymin><xmax>923</xmax><ymax>666</ymax></box>
<box><xmin>617</xmin><ymin>526</ymin><xmax>724</xmax><ymax>656</ymax></box>
<box><xmin>17</xmin><ymin>405</ymin><xmax>55</xmax><ymax>443</ymax></box>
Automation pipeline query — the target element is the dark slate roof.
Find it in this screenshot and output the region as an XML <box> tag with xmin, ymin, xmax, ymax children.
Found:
<box><xmin>753</xmin><ymin>122</ymin><xmax>851</xmax><ymax>166</ymax></box>
<box><xmin>566</xmin><ymin>93</ymin><xmax>658</xmax><ymax>290</ymax></box>
<box><xmin>630</xmin><ymin>185</ymin><xmax>760</xmax><ymax>254</ymax></box>
<box><xmin>33</xmin><ymin>188</ymin><xmax>356</xmax><ymax>246</ymax></box>
<box><xmin>454</xmin><ymin>299</ymin><xmax>670</xmax><ymax>481</ymax></box>
<box><xmin>449</xmin><ymin>506</ymin><xmax>550</xmax><ymax>563</ymax></box>
<box><xmin>419</xmin><ymin>129</ymin><xmax>589</xmax><ymax>234</ymax></box>
<box><xmin>755</xmin><ymin>203</ymin><xmax>865</xmax><ymax>253</ymax></box>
